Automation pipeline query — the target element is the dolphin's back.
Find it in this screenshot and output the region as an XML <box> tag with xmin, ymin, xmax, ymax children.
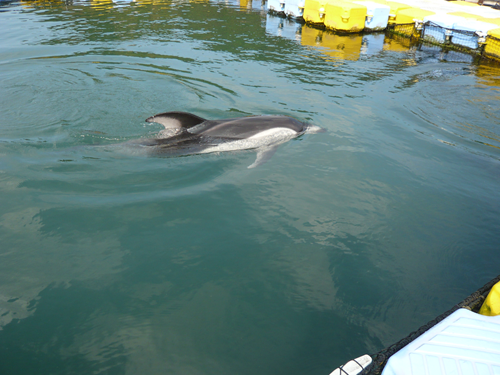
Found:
<box><xmin>189</xmin><ymin>116</ymin><xmax>306</xmax><ymax>139</ymax></box>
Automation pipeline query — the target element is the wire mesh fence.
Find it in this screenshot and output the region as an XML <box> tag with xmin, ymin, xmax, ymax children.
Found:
<box><xmin>387</xmin><ymin>22</ymin><xmax>421</xmax><ymax>41</ymax></box>
<box><xmin>386</xmin><ymin>20</ymin><xmax>500</xmax><ymax>62</ymax></box>
<box><xmin>422</xmin><ymin>21</ymin><xmax>484</xmax><ymax>52</ymax></box>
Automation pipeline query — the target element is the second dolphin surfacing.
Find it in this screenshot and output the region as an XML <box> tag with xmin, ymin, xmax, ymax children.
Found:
<box><xmin>135</xmin><ymin>111</ymin><xmax>324</xmax><ymax>168</ymax></box>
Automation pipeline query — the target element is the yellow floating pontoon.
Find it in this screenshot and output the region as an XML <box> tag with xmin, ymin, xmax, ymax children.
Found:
<box><xmin>484</xmin><ymin>28</ymin><xmax>500</xmax><ymax>62</ymax></box>
<box><xmin>392</xmin><ymin>7</ymin><xmax>435</xmax><ymax>39</ymax></box>
<box><xmin>385</xmin><ymin>1</ymin><xmax>412</xmax><ymax>24</ymax></box>
<box><xmin>479</xmin><ymin>280</ymin><xmax>500</xmax><ymax>316</ymax></box>
<box><xmin>303</xmin><ymin>0</ymin><xmax>330</xmax><ymax>25</ymax></box>
<box><xmin>324</xmin><ymin>0</ymin><xmax>367</xmax><ymax>32</ymax></box>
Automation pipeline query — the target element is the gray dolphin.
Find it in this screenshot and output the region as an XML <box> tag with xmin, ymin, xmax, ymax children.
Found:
<box><xmin>133</xmin><ymin>111</ymin><xmax>324</xmax><ymax>168</ymax></box>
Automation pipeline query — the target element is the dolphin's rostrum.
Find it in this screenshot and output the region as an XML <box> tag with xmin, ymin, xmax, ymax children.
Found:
<box><xmin>134</xmin><ymin>111</ymin><xmax>324</xmax><ymax>168</ymax></box>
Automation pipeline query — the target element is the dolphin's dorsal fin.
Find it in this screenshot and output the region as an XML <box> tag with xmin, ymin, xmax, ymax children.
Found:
<box><xmin>146</xmin><ymin>111</ymin><xmax>206</xmax><ymax>130</ymax></box>
<box><xmin>248</xmin><ymin>145</ymin><xmax>280</xmax><ymax>169</ymax></box>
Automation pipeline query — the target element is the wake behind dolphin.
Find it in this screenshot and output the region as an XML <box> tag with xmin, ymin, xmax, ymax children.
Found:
<box><xmin>128</xmin><ymin>111</ymin><xmax>324</xmax><ymax>168</ymax></box>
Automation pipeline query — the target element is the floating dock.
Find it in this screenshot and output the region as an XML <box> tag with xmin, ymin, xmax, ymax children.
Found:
<box><xmin>267</xmin><ymin>0</ymin><xmax>500</xmax><ymax>62</ymax></box>
<box><xmin>327</xmin><ymin>275</ymin><xmax>500</xmax><ymax>375</ymax></box>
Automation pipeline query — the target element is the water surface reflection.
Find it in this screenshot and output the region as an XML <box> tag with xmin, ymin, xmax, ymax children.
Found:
<box><xmin>0</xmin><ymin>1</ymin><xmax>499</xmax><ymax>374</ymax></box>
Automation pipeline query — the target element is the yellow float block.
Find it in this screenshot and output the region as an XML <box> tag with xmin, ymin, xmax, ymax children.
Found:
<box><xmin>303</xmin><ymin>0</ymin><xmax>331</xmax><ymax>25</ymax></box>
<box><xmin>385</xmin><ymin>1</ymin><xmax>412</xmax><ymax>24</ymax></box>
<box><xmin>392</xmin><ymin>7</ymin><xmax>435</xmax><ymax>38</ymax></box>
<box><xmin>324</xmin><ymin>0</ymin><xmax>367</xmax><ymax>33</ymax></box>
<box><xmin>479</xmin><ymin>281</ymin><xmax>500</xmax><ymax>316</ymax></box>
<box><xmin>483</xmin><ymin>27</ymin><xmax>500</xmax><ymax>62</ymax></box>
<box><xmin>393</xmin><ymin>7</ymin><xmax>434</xmax><ymax>24</ymax></box>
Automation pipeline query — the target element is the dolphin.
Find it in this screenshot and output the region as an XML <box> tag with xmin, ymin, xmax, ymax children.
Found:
<box><xmin>130</xmin><ymin>111</ymin><xmax>324</xmax><ymax>168</ymax></box>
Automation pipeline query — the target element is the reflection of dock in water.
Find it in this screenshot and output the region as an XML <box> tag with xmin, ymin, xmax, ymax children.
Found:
<box><xmin>301</xmin><ymin>26</ymin><xmax>366</xmax><ymax>61</ymax></box>
<box><xmin>265</xmin><ymin>14</ymin><xmax>302</xmax><ymax>40</ymax></box>
<box><xmin>266</xmin><ymin>13</ymin><xmax>478</xmax><ymax>63</ymax></box>
<box><xmin>208</xmin><ymin>0</ymin><xmax>267</xmax><ymax>11</ymax></box>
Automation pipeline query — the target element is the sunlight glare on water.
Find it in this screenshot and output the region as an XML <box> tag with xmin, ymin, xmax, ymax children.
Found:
<box><xmin>0</xmin><ymin>0</ymin><xmax>500</xmax><ymax>374</ymax></box>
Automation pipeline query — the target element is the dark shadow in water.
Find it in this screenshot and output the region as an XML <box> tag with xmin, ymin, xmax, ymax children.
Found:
<box><xmin>0</xmin><ymin>182</ymin><xmax>385</xmax><ymax>375</ymax></box>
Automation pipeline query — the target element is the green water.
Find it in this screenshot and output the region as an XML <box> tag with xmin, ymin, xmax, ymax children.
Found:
<box><xmin>1</xmin><ymin>0</ymin><xmax>500</xmax><ymax>374</ymax></box>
